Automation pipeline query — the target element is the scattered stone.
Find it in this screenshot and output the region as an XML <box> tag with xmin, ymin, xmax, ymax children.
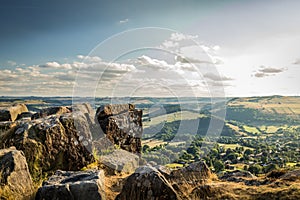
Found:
<box><xmin>0</xmin><ymin>104</ymin><xmax>28</xmax><ymax>122</ymax></box>
<box><xmin>116</xmin><ymin>166</ymin><xmax>181</xmax><ymax>200</ymax></box>
<box><xmin>0</xmin><ymin>147</ymin><xmax>34</xmax><ymax>199</ymax></box>
<box><xmin>36</xmin><ymin>170</ymin><xmax>105</xmax><ymax>200</ymax></box>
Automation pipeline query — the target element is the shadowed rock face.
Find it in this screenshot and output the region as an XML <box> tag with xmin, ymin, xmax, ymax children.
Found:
<box><xmin>16</xmin><ymin>112</ymin><xmax>33</xmax><ymax>120</ymax></box>
<box><xmin>116</xmin><ymin>166</ymin><xmax>181</xmax><ymax>200</ymax></box>
<box><xmin>0</xmin><ymin>104</ymin><xmax>28</xmax><ymax>122</ymax></box>
<box><xmin>0</xmin><ymin>147</ymin><xmax>34</xmax><ymax>199</ymax></box>
<box><xmin>96</xmin><ymin>104</ymin><xmax>143</xmax><ymax>154</ymax></box>
<box><xmin>36</xmin><ymin>170</ymin><xmax>105</xmax><ymax>200</ymax></box>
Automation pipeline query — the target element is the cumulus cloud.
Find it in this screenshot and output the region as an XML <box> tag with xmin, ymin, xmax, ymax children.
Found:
<box><xmin>204</xmin><ymin>72</ymin><xmax>234</xmax><ymax>82</ymax></box>
<box><xmin>137</xmin><ymin>55</ymin><xmax>170</xmax><ymax>70</ymax></box>
<box><xmin>119</xmin><ymin>18</ymin><xmax>129</xmax><ymax>24</ymax></box>
<box><xmin>293</xmin><ymin>59</ymin><xmax>300</xmax><ymax>65</ymax></box>
<box><xmin>253</xmin><ymin>65</ymin><xmax>286</xmax><ymax>78</ymax></box>
<box><xmin>175</xmin><ymin>55</ymin><xmax>212</xmax><ymax>64</ymax></box>
<box><xmin>136</xmin><ymin>55</ymin><xmax>199</xmax><ymax>74</ymax></box>
<box><xmin>39</xmin><ymin>62</ymin><xmax>72</xmax><ymax>70</ymax></box>
<box><xmin>175</xmin><ymin>45</ymin><xmax>224</xmax><ymax>65</ymax></box>
<box><xmin>77</xmin><ymin>55</ymin><xmax>102</xmax><ymax>62</ymax></box>
<box><xmin>169</xmin><ymin>32</ymin><xmax>198</xmax><ymax>41</ymax></box>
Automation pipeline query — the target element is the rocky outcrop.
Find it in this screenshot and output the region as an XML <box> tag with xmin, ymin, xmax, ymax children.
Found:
<box><xmin>96</xmin><ymin>104</ymin><xmax>142</xmax><ymax>154</ymax></box>
<box><xmin>116</xmin><ymin>166</ymin><xmax>181</xmax><ymax>200</ymax></box>
<box><xmin>31</xmin><ymin>106</ymin><xmax>71</xmax><ymax>120</ymax></box>
<box><xmin>0</xmin><ymin>147</ymin><xmax>34</xmax><ymax>199</ymax></box>
<box><xmin>219</xmin><ymin>170</ymin><xmax>259</xmax><ymax>185</ymax></box>
<box><xmin>280</xmin><ymin>169</ymin><xmax>300</xmax><ymax>181</ymax></box>
<box><xmin>36</xmin><ymin>170</ymin><xmax>105</xmax><ymax>200</ymax></box>
<box><xmin>0</xmin><ymin>113</ymin><xmax>95</xmax><ymax>180</ymax></box>
<box><xmin>170</xmin><ymin>161</ymin><xmax>212</xmax><ymax>185</ymax></box>
<box><xmin>101</xmin><ymin>149</ymin><xmax>139</xmax><ymax>175</ymax></box>
<box><xmin>0</xmin><ymin>104</ymin><xmax>28</xmax><ymax>122</ymax></box>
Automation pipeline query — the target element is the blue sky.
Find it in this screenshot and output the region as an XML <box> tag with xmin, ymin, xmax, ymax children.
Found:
<box><xmin>0</xmin><ymin>0</ymin><xmax>220</xmax><ymax>64</ymax></box>
<box><xmin>1</xmin><ymin>0</ymin><xmax>300</xmax><ymax>97</ymax></box>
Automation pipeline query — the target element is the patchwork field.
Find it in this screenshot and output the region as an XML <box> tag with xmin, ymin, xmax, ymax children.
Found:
<box><xmin>228</xmin><ymin>96</ymin><xmax>300</xmax><ymax>115</ymax></box>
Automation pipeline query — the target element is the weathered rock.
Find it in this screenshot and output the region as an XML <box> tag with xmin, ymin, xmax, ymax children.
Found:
<box><xmin>0</xmin><ymin>104</ymin><xmax>28</xmax><ymax>122</ymax></box>
<box><xmin>0</xmin><ymin>113</ymin><xmax>94</xmax><ymax>180</ymax></box>
<box><xmin>0</xmin><ymin>121</ymin><xmax>14</xmax><ymax>136</ymax></box>
<box><xmin>36</xmin><ymin>170</ymin><xmax>105</xmax><ymax>200</ymax></box>
<box><xmin>189</xmin><ymin>184</ymin><xmax>227</xmax><ymax>200</ymax></box>
<box><xmin>116</xmin><ymin>166</ymin><xmax>181</xmax><ymax>200</ymax></box>
<box><xmin>16</xmin><ymin>112</ymin><xmax>33</xmax><ymax>120</ymax></box>
<box><xmin>217</xmin><ymin>170</ymin><xmax>265</xmax><ymax>185</ymax></box>
<box><xmin>101</xmin><ymin>149</ymin><xmax>139</xmax><ymax>175</ymax></box>
<box><xmin>73</xmin><ymin>103</ymin><xmax>103</xmax><ymax>140</ymax></box>
<box><xmin>0</xmin><ymin>147</ymin><xmax>34</xmax><ymax>199</ymax></box>
<box><xmin>96</xmin><ymin>104</ymin><xmax>135</xmax><ymax>118</ymax></box>
<box><xmin>31</xmin><ymin>106</ymin><xmax>71</xmax><ymax>120</ymax></box>
<box><xmin>219</xmin><ymin>170</ymin><xmax>256</xmax><ymax>180</ymax></box>
<box><xmin>170</xmin><ymin>161</ymin><xmax>212</xmax><ymax>185</ymax></box>
<box><xmin>280</xmin><ymin>169</ymin><xmax>300</xmax><ymax>181</ymax></box>
<box><xmin>155</xmin><ymin>165</ymin><xmax>171</xmax><ymax>178</ymax></box>
<box><xmin>96</xmin><ymin>104</ymin><xmax>142</xmax><ymax>154</ymax></box>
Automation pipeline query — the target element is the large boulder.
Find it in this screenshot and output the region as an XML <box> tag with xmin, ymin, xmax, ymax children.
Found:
<box><xmin>116</xmin><ymin>166</ymin><xmax>181</xmax><ymax>200</ymax></box>
<box><xmin>170</xmin><ymin>161</ymin><xmax>212</xmax><ymax>185</ymax></box>
<box><xmin>0</xmin><ymin>147</ymin><xmax>34</xmax><ymax>199</ymax></box>
<box><xmin>96</xmin><ymin>104</ymin><xmax>143</xmax><ymax>154</ymax></box>
<box><xmin>0</xmin><ymin>112</ymin><xmax>95</xmax><ymax>180</ymax></box>
<box><xmin>36</xmin><ymin>170</ymin><xmax>105</xmax><ymax>200</ymax></box>
<box><xmin>0</xmin><ymin>104</ymin><xmax>28</xmax><ymax>122</ymax></box>
<box><xmin>101</xmin><ymin>149</ymin><xmax>139</xmax><ymax>175</ymax></box>
<box><xmin>31</xmin><ymin>106</ymin><xmax>71</xmax><ymax>120</ymax></box>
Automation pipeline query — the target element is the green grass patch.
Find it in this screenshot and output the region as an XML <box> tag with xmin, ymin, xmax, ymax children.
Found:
<box><xmin>243</xmin><ymin>125</ymin><xmax>260</xmax><ymax>134</ymax></box>
<box><xmin>218</xmin><ymin>143</ymin><xmax>254</xmax><ymax>151</ymax></box>
<box><xmin>165</xmin><ymin>163</ymin><xmax>184</xmax><ymax>169</ymax></box>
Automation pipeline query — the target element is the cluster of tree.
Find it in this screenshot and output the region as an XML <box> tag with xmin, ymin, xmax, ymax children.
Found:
<box><xmin>143</xmin><ymin>130</ymin><xmax>300</xmax><ymax>174</ymax></box>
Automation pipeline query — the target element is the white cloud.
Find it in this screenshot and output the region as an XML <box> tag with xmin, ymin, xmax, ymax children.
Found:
<box><xmin>119</xmin><ymin>18</ymin><xmax>129</xmax><ymax>24</ymax></box>
<box><xmin>7</xmin><ymin>60</ymin><xmax>17</xmax><ymax>66</ymax></box>
<box><xmin>292</xmin><ymin>59</ymin><xmax>300</xmax><ymax>65</ymax></box>
<box><xmin>175</xmin><ymin>55</ymin><xmax>212</xmax><ymax>64</ymax></box>
<box><xmin>39</xmin><ymin>62</ymin><xmax>72</xmax><ymax>70</ymax></box>
<box><xmin>137</xmin><ymin>55</ymin><xmax>170</xmax><ymax>70</ymax></box>
<box><xmin>161</xmin><ymin>40</ymin><xmax>179</xmax><ymax>49</ymax></box>
<box><xmin>77</xmin><ymin>55</ymin><xmax>102</xmax><ymax>62</ymax></box>
<box><xmin>253</xmin><ymin>66</ymin><xmax>286</xmax><ymax>78</ymax></box>
<box><xmin>169</xmin><ymin>33</ymin><xmax>198</xmax><ymax>42</ymax></box>
<box><xmin>204</xmin><ymin>72</ymin><xmax>234</xmax><ymax>82</ymax></box>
